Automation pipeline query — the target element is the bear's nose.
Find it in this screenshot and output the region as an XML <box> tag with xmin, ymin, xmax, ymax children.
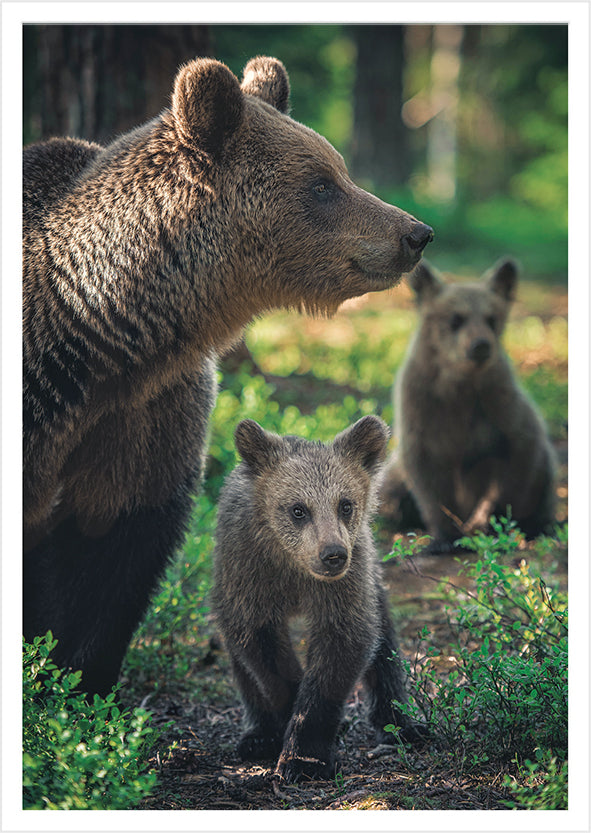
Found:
<box><xmin>402</xmin><ymin>222</ymin><xmax>434</xmax><ymax>258</ymax></box>
<box><xmin>468</xmin><ymin>338</ymin><xmax>492</xmax><ymax>365</ymax></box>
<box><xmin>319</xmin><ymin>545</ymin><xmax>348</xmax><ymax>575</ymax></box>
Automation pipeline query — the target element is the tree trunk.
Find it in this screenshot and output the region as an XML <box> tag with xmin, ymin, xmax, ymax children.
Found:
<box><xmin>23</xmin><ymin>24</ymin><xmax>211</xmax><ymax>145</ymax></box>
<box><xmin>426</xmin><ymin>25</ymin><xmax>464</xmax><ymax>202</ymax></box>
<box><xmin>349</xmin><ymin>25</ymin><xmax>409</xmax><ymax>188</ymax></box>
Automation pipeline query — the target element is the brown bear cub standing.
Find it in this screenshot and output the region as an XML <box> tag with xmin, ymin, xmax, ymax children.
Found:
<box><xmin>380</xmin><ymin>259</ymin><xmax>556</xmax><ymax>552</ymax></box>
<box><xmin>23</xmin><ymin>55</ymin><xmax>432</xmax><ymax>696</ymax></box>
<box><xmin>213</xmin><ymin>416</ymin><xmax>424</xmax><ymax>784</ymax></box>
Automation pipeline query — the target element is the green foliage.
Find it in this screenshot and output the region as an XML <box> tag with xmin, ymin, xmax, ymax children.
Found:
<box><xmin>504</xmin><ymin>750</ymin><xmax>568</xmax><ymax>810</ymax></box>
<box><xmin>247</xmin><ymin>312</ymin><xmax>415</xmax><ymax>395</ymax></box>
<box><xmin>23</xmin><ymin>632</ymin><xmax>156</xmax><ymax>810</ymax></box>
<box><xmin>386</xmin><ymin>518</ymin><xmax>567</xmax><ymax>807</ymax></box>
<box><xmin>383</xmin><ymin>531</ymin><xmax>431</xmax><ymax>564</ymax></box>
<box><xmin>519</xmin><ymin>366</ymin><xmax>568</xmax><ymax>440</ymax></box>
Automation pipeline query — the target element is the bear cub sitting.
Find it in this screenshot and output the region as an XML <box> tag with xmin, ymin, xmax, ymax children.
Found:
<box><xmin>380</xmin><ymin>258</ymin><xmax>556</xmax><ymax>551</ymax></box>
<box><xmin>212</xmin><ymin>416</ymin><xmax>423</xmax><ymax>783</ymax></box>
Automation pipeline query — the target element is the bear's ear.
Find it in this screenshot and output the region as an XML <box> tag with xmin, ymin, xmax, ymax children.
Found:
<box><xmin>408</xmin><ymin>260</ymin><xmax>444</xmax><ymax>305</ymax></box>
<box><xmin>333</xmin><ymin>416</ymin><xmax>389</xmax><ymax>476</ymax></box>
<box><xmin>172</xmin><ymin>58</ymin><xmax>244</xmax><ymax>155</ymax></box>
<box><xmin>235</xmin><ymin>419</ymin><xmax>286</xmax><ymax>474</ymax></box>
<box><xmin>485</xmin><ymin>257</ymin><xmax>519</xmax><ymax>302</ymax></box>
<box><xmin>241</xmin><ymin>56</ymin><xmax>290</xmax><ymax>114</ymax></box>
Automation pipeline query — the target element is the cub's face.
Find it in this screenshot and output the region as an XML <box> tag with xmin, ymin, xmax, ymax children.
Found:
<box><xmin>259</xmin><ymin>452</ymin><xmax>370</xmax><ymax>581</ymax></box>
<box><xmin>409</xmin><ymin>259</ymin><xmax>518</xmax><ymax>379</ymax></box>
<box><xmin>233</xmin><ymin>416</ymin><xmax>388</xmax><ymax>582</ymax></box>
<box><xmin>422</xmin><ymin>284</ymin><xmax>509</xmax><ymax>374</ymax></box>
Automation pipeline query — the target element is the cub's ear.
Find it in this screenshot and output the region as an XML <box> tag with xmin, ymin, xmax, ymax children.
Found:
<box><xmin>408</xmin><ymin>260</ymin><xmax>444</xmax><ymax>305</ymax></box>
<box><xmin>241</xmin><ymin>56</ymin><xmax>290</xmax><ymax>114</ymax></box>
<box><xmin>234</xmin><ymin>419</ymin><xmax>286</xmax><ymax>474</ymax></box>
<box><xmin>485</xmin><ymin>257</ymin><xmax>519</xmax><ymax>302</ymax></box>
<box><xmin>172</xmin><ymin>58</ymin><xmax>244</xmax><ymax>156</ymax></box>
<box><xmin>333</xmin><ymin>416</ymin><xmax>389</xmax><ymax>476</ymax></box>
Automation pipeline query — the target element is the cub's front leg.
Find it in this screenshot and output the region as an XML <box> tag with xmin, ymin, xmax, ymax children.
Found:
<box><xmin>275</xmin><ymin>621</ymin><xmax>375</xmax><ymax>783</ymax></box>
<box><xmin>223</xmin><ymin>622</ymin><xmax>303</xmax><ymax>762</ymax></box>
<box><xmin>364</xmin><ymin>585</ymin><xmax>429</xmax><ymax>746</ymax></box>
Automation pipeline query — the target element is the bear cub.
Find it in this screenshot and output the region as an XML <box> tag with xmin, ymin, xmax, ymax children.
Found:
<box><xmin>380</xmin><ymin>259</ymin><xmax>556</xmax><ymax>551</ymax></box>
<box><xmin>213</xmin><ymin>416</ymin><xmax>423</xmax><ymax>783</ymax></box>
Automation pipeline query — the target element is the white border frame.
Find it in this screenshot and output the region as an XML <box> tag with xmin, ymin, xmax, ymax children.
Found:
<box><xmin>3</xmin><ymin>3</ymin><xmax>589</xmax><ymax>831</ymax></box>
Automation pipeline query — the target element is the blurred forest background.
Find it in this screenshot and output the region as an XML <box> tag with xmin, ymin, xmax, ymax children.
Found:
<box><xmin>23</xmin><ymin>23</ymin><xmax>567</xmax><ymax>282</ymax></box>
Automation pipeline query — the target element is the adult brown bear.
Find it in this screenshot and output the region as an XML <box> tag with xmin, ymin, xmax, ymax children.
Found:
<box><xmin>23</xmin><ymin>56</ymin><xmax>432</xmax><ymax>696</ymax></box>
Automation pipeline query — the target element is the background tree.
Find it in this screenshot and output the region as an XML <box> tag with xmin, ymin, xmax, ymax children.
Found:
<box><xmin>348</xmin><ymin>25</ymin><xmax>409</xmax><ymax>187</ymax></box>
<box><xmin>23</xmin><ymin>25</ymin><xmax>211</xmax><ymax>144</ymax></box>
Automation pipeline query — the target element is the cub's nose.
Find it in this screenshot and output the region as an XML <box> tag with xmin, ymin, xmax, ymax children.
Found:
<box><xmin>402</xmin><ymin>222</ymin><xmax>434</xmax><ymax>259</ymax></box>
<box><xmin>468</xmin><ymin>338</ymin><xmax>492</xmax><ymax>365</ymax></box>
<box><xmin>319</xmin><ymin>544</ymin><xmax>348</xmax><ymax>576</ymax></box>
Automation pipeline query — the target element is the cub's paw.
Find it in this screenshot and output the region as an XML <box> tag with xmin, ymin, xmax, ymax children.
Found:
<box><xmin>274</xmin><ymin>751</ymin><xmax>334</xmax><ymax>784</ymax></box>
<box><xmin>237</xmin><ymin>731</ymin><xmax>283</xmax><ymax>762</ymax></box>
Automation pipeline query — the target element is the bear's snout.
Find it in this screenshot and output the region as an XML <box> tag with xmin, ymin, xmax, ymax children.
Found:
<box><xmin>402</xmin><ymin>222</ymin><xmax>434</xmax><ymax>260</ymax></box>
<box><xmin>317</xmin><ymin>544</ymin><xmax>349</xmax><ymax>578</ymax></box>
<box><xmin>467</xmin><ymin>337</ymin><xmax>492</xmax><ymax>366</ymax></box>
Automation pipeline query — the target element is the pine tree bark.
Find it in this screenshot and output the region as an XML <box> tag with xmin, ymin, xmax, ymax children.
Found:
<box><xmin>349</xmin><ymin>25</ymin><xmax>409</xmax><ymax>188</ymax></box>
<box><xmin>23</xmin><ymin>25</ymin><xmax>211</xmax><ymax>145</ymax></box>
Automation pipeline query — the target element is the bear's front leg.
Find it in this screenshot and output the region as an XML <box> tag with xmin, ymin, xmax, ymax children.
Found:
<box><xmin>274</xmin><ymin>675</ymin><xmax>345</xmax><ymax>782</ymax></box>
<box><xmin>274</xmin><ymin>623</ymin><xmax>373</xmax><ymax>783</ymax></box>
<box><xmin>222</xmin><ymin>623</ymin><xmax>303</xmax><ymax>763</ymax></box>
<box><xmin>23</xmin><ymin>472</ymin><xmax>197</xmax><ymax>697</ymax></box>
<box><xmin>364</xmin><ymin>585</ymin><xmax>429</xmax><ymax>747</ymax></box>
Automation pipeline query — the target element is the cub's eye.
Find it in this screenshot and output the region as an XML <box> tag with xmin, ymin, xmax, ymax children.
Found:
<box><xmin>486</xmin><ymin>316</ymin><xmax>496</xmax><ymax>332</ymax></box>
<box><xmin>290</xmin><ymin>503</ymin><xmax>308</xmax><ymax>521</ymax></box>
<box><xmin>450</xmin><ymin>313</ymin><xmax>465</xmax><ymax>332</ymax></box>
<box><xmin>339</xmin><ymin>499</ymin><xmax>353</xmax><ymax>518</ymax></box>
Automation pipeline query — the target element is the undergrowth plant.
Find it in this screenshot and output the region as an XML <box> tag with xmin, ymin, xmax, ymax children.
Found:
<box><xmin>23</xmin><ymin>632</ymin><xmax>157</xmax><ymax>810</ymax></box>
<box><xmin>385</xmin><ymin>517</ymin><xmax>568</xmax><ymax>809</ymax></box>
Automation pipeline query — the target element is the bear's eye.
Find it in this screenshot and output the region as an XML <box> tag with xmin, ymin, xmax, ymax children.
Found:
<box><xmin>290</xmin><ymin>503</ymin><xmax>308</xmax><ymax>522</ymax></box>
<box><xmin>339</xmin><ymin>499</ymin><xmax>353</xmax><ymax>518</ymax></box>
<box><xmin>450</xmin><ymin>313</ymin><xmax>465</xmax><ymax>332</ymax></box>
<box><xmin>486</xmin><ymin>316</ymin><xmax>496</xmax><ymax>332</ymax></box>
<box><xmin>312</xmin><ymin>179</ymin><xmax>335</xmax><ymax>202</ymax></box>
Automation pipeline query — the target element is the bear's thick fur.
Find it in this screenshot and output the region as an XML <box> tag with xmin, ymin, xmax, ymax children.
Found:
<box><xmin>23</xmin><ymin>56</ymin><xmax>432</xmax><ymax>696</ymax></box>
<box><xmin>379</xmin><ymin>259</ymin><xmax>556</xmax><ymax>552</ymax></box>
<box><xmin>212</xmin><ymin>417</ymin><xmax>424</xmax><ymax>783</ymax></box>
